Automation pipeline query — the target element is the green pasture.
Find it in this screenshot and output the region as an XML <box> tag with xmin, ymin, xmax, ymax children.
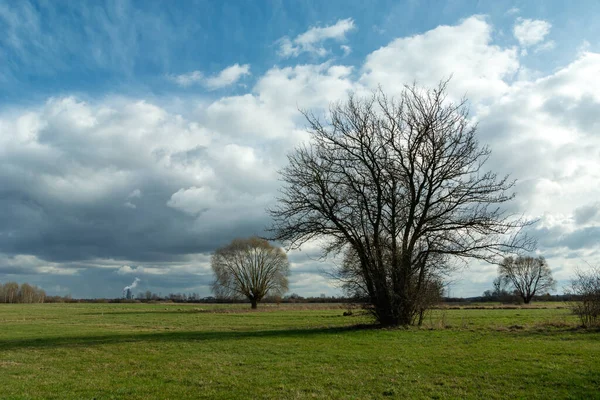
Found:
<box><xmin>0</xmin><ymin>303</ymin><xmax>598</xmax><ymax>399</ymax></box>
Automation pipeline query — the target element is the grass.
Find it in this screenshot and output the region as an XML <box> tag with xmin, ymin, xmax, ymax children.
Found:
<box><xmin>0</xmin><ymin>303</ymin><xmax>598</xmax><ymax>399</ymax></box>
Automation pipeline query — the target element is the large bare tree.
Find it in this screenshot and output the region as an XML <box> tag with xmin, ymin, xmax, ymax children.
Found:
<box><xmin>269</xmin><ymin>81</ymin><xmax>534</xmax><ymax>326</ymax></box>
<box><xmin>499</xmin><ymin>256</ymin><xmax>555</xmax><ymax>304</ymax></box>
<box><xmin>211</xmin><ymin>237</ymin><xmax>290</xmax><ymax>309</ymax></box>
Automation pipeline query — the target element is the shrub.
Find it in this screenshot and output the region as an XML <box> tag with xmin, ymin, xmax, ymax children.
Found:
<box><xmin>568</xmin><ymin>267</ymin><xmax>600</xmax><ymax>327</ymax></box>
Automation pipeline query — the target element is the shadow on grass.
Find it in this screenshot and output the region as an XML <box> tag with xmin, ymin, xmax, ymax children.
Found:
<box><xmin>79</xmin><ymin>307</ymin><xmax>347</xmax><ymax>316</ymax></box>
<box><xmin>2</xmin><ymin>323</ymin><xmax>597</xmax><ymax>351</ymax></box>
<box><xmin>0</xmin><ymin>324</ymin><xmax>380</xmax><ymax>351</ymax></box>
<box><xmin>79</xmin><ymin>310</ymin><xmax>280</xmax><ymax>316</ymax></box>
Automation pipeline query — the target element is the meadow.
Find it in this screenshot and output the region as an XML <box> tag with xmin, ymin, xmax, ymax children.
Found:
<box><xmin>0</xmin><ymin>303</ymin><xmax>598</xmax><ymax>399</ymax></box>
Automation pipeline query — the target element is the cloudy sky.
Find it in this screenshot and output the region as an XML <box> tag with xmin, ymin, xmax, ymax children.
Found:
<box><xmin>1</xmin><ymin>0</ymin><xmax>599</xmax><ymax>299</ymax></box>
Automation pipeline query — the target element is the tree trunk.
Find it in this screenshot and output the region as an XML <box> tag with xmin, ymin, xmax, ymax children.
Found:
<box><xmin>418</xmin><ymin>310</ymin><xmax>425</xmax><ymax>326</ymax></box>
<box><xmin>250</xmin><ymin>298</ymin><xmax>258</xmax><ymax>309</ymax></box>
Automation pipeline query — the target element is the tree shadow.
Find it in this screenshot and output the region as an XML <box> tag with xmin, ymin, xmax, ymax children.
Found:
<box><xmin>0</xmin><ymin>324</ymin><xmax>379</xmax><ymax>351</ymax></box>
<box><xmin>79</xmin><ymin>309</ymin><xmax>260</xmax><ymax>316</ymax></box>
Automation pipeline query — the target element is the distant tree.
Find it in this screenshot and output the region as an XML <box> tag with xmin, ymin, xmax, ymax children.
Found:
<box><xmin>3</xmin><ymin>282</ymin><xmax>19</xmax><ymax>303</ymax></box>
<box><xmin>498</xmin><ymin>256</ymin><xmax>555</xmax><ymax>304</ymax></box>
<box><xmin>482</xmin><ymin>276</ymin><xmax>517</xmax><ymax>303</ymax></box>
<box><xmin>211</xmin><ymin>237</ymin><xmax>290</xmax><ymax>309</ymax></box>
<box><xmin>568</xmin><ymin>266</ymin><xmax>600</xmax><ymax>327</ymax></box>
<box><xmin>269</xmin><ymin>81</ymin><xmax>534</xmax><ymax>326</ymax></box>
<box><xmin>492</xmin><ymin>276</ymin><xmax>506</xmax><ymax>296</ymax></box>
<box><xmin>19</xmin><ymin>283</ymin><xmax>35</xmax><ymax>303</ymax></box>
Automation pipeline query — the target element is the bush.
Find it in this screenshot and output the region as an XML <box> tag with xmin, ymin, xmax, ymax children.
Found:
<box><xmin>568</xmin><ymin>267</ymin><xmax>600</xmax><ymax>327</ymax></box>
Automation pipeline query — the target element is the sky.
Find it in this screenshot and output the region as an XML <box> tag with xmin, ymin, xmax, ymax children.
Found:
<box><xmin>1</xmin><ymin>0</ymin><xmax>599</xmax><ymax>299</ymax></box>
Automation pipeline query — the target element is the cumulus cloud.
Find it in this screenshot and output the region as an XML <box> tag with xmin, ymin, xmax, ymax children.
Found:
<box><xmin>170</xmin><ymin>64</ymin><xmax>250</xmax><ymax>89</ymax></box>
<box><xmin>278</xmin><ymin>18</ymin><xmax>355</xmax><ymax>58</ymax></box>
<box><xmin>513</xmin><ymin>18</ymin><xmax>552</xmax><ymax>47</ymax></box>
<box><xmin>470</xmin><ymin>54</ymin><xmax>600</xmax><ymax>285</ymax></box>
<box><xmin>360</xmin><ymin>16</ymin><xmax>519</xmax><ymax>100</ymax></box>
<box><xmin>167</xmin><ymin>186</ymin><xmax>219</xmax><ymax>216</ymax></box>
<box><xmin>205</xmin><ymin>64</ymin><xmax>251</xmax><ymax>89</ymax></box>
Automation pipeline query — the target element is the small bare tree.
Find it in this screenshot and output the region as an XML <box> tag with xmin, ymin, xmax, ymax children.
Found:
<box><xmin>498</xmin><ymin>256</ymin><xmax>555</xmax><ymax>304</ymax></box>
<box><xmin>568</xmin><ymin>266</ymin><xmax>600</xmax><ymax>327</ymax></box>
<box><xmin>269</xmin><ymin>81</ymin><xmax>534</xmax><ymax>326</ymax></box>
<box><xmin>211</xmin><ymin>237</ymin><xmax>290</xmax><ymax>309</ymax></box>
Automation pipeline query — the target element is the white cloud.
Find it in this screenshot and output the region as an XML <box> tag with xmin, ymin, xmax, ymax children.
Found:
<box><xmin>205</xmin><ymin>63</ymin><xmax>251</xmax><ymax>90</ymax></box>
<box><xmin>170</xmin><ymin>64</ymin><xmax>250</xmax><ymax>89</ymax></box>
<box><xmin>534</xmin><ymin>40</ymin><xmax>556</xmax><ymax>54</ymax></box>
<box><xmin>167</xmin><ymin>186</ymin><xmax>219</xmax><ymax>215</ymax></box>
<box><xmin>514</xmin><ymin>18</ymin><xmax>552</xmax><ymax>47</ymax></box>
<box><xmin>475</xmin><ymin>54</ymin><xmax>600</xmax><ymax>265</ymax></box>
<box><xmin>170</xmin><ymin>71</ymin><xmax>203</xmax><ymax>87</ymax></box>
<box><xmin>360</xmin><ymin>16</ymin><xmax>519</xmax><ymax>100</ymax></box>
<box><xmin>278</xmin><ymin>18</ymin><xmax>355</xmax><ymax>58</ymax></box>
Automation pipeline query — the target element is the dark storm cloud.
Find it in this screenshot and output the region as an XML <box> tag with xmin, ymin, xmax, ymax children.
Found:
<box><xmin>0</xmin><ymin>174</ymin><xmax>270</xmax><ymax>262</ymax></box>
<box><xmin>0</xmin><ymin>98</ymin><xmax>278</xmax><ymax>267</ymax></box>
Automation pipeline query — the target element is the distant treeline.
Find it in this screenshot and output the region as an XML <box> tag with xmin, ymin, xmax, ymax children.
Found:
<box><xmin>447</xmin><ymin>293</ymin><xmax>573</xmax><ymax>304</ymax></box>
<box><xmin>41</xmin><ymin>293</ymin><xmax>576</xmax><ymax>304</ymax></box>
<box><xmin>36</xmin><ymin>291</ymin><xmax>365</xmax><ymax>304</ymax></box>
<box><xmin>119</xmin><ymin>290</ymin><xmax>364</xmax><ymax>304</ymax></box>
<box><xmin>0</xmin><ymin>282</ymin><xmax>46</xmax><ymax>303</ymax></box>
<box><xmin>0</xmin><ymin>283</ymin><xmax>575</xmax><ymax>305</ymax></box>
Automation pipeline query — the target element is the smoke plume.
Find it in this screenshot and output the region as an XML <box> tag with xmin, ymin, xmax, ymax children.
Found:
<box><xmin>124</xmin><ymin>277</ymin><xmax>140</xmax><ymax>291</ymax></box>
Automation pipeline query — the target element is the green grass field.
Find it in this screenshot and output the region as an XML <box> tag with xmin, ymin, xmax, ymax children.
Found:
<box><xmin>0</xmin><ymin>303</ymin><xmax>598</xmax><ymax>399</ymax></box>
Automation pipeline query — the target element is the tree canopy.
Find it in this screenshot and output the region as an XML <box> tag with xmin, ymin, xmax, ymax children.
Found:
<box><xmin>499</xmin><ymin>256</ymin><xmax>555</xmax><ymax>304</ymax></box>
<box><xmin>211</xmin><ymin>237</ymin><xmax>290</xmax><ymax>309</ymax></box>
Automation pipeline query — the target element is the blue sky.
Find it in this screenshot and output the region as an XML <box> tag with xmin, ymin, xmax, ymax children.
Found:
<box><xmin>2</xmin><ymin>0</ymin><xmax>597</xmax><ymax>105</ymax></box>
<box><xmin>1</xmin><ymin>0</ymin><xmax>599</xmax><ymax>298</ymax></box>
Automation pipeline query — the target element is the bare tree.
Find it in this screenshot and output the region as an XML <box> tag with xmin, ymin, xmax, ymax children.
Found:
<box><xmin>269</xmin><ymin>81</ymin><xmax>534</xmax><ymax>326</ymax></box>
<box><xmin>211</xmin><ymin>237</ymin><xmax>290</xmax><ymax>309</ymax></box>
<box><xmin>0</xmin><ymin>282</ymin><xmax>45</xmax><ymax>303</ymax></box>
<box><xmin>3</xmin><ymin>282</ymin><xmax>19</xmax><ymax>303</ymax></box>
<box><xmin>498</xmin><ymin>256</ymin><xmax>555</xmax><ymax>304</ymax></box>
<box><xmin>568</xmin><ymin>266</ymin><xmax>600</xmax><ymax>327</ymax></box>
